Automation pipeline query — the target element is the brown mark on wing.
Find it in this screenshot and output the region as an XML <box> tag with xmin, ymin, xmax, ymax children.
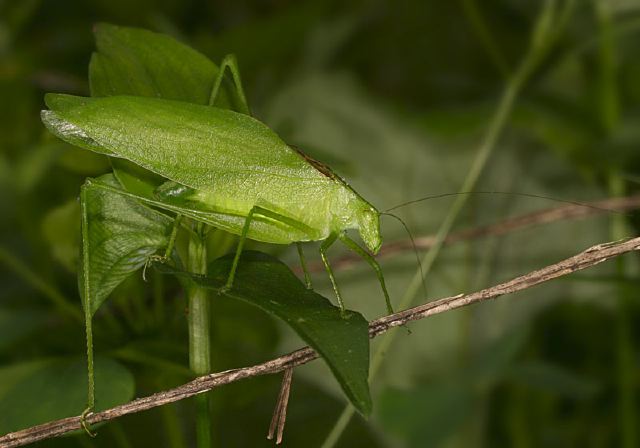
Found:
<box><xmin>290</xmin><ymin>145</ymin><xmax>340</xmax><ymax>181</ymax></box>
<box><xmin>290</xmin><ymin>145</ymin><xmax>377</xmax><ymax>211</ymax></box>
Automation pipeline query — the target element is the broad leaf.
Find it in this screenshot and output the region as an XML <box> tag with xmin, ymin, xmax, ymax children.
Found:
<box><xmin>89</xmin><ymin>23</ymin><xmax>241</xmax><ymax>110</ymax></box>
<box><xmin>81</xmin><ymin>173</ymin><xmax>173</xmax><ymax>315</ymax></box>
<box><xmin>156</xmin><ymin>251</ymin><xmax>372</xmax><ymax>415</ymax></box>
<box><xmin>0</xmin><ymin>357</ymin><xmax>134</xmax><ymax>433</ymax></box>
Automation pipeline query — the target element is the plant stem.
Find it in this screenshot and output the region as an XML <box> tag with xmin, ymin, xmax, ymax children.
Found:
<box><xmin>594</xmin><ymin>0</ymin><xmax>637</xmax><ymax>443</ymax></box>
<box><xmin>156</xmin><ymin>377</ymin><xmax>189</xmax><ymax>448</ymax></box>
<box><xmin>187</xmin><ymin>224</ymin><xmax>212</xmax><ymax>448</ymax></box>
<box><xmin>460</xmin><ymin>0</ymin><xmax>510</xmax><ymax>77</ymax></box>
<box><xmin>321</xmin><ymin>2</ymin><xmax>574</xmax><ymax>446</ymax></box>
<box><xmin>609</xmin><ymin>175</ymin><xmax>636</xmax><ymax>448</ymax></box>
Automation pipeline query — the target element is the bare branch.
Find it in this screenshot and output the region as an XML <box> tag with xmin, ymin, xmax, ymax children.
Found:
<box><xmin>302</xmin><ymin>194</ymin><xmax>640</xmax><ymax>273</ymax></box>
<box><xmin>1</xmin><ymin>236</ymin><xmax>639</xmax><ymax>448</ymax></box>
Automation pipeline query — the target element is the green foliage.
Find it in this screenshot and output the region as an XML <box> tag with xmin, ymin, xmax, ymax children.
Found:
<box><xmin>90</xmin><ymin>23</ymin><xmax>242</xmax><ymax>110</ymax></box>
<box><xmin>2</xmin><ymin>1</ymin><xmax>640</xmax><ymax>446</ymax></box>
<box><xmin>160</xmin><ymin>250</ymin><xmax>371</xmax><ymax>415</ymax></box>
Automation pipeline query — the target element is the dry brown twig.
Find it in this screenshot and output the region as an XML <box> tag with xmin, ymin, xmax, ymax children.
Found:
<box><xmin>267</xmin><ymin>368</ymin><xmax>293</xmax><ymax>444</ymax></box>
<box><xmin>301</xmin><ymin>194</ymin><xmax>640</xmax><ymax>273</ymax></box>
<box><xmin>1</xmin><ymin>236</ymin><xmax>639</xmax><ymax>448</ymax></box>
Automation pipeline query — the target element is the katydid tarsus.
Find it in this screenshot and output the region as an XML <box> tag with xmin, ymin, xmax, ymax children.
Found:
<box><xmin>42</xmin><ymin>54</ymin><xmax>395</xmax><ymax>433</ymax></box>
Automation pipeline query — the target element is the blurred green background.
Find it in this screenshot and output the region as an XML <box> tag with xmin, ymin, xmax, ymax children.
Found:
<box><xmin>1</xmin><ymin>0</ymin><xmax>640</xmax><ymax>447</ymax></box>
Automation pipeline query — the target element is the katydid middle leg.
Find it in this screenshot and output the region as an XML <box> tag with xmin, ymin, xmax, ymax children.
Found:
<box><xmin>296</xmin><ymin>242</ymin><xmax>313</xmax><ymax>289</ymax></box>
<box><xmin>225</xmin><ymin>205</ymin><xmax>314</xmax><ymax>290</ymax></box>
<box><xmin>319</xmin><ymin>233</ymin><xmax>347</xmax><ymax>316</ymax></box>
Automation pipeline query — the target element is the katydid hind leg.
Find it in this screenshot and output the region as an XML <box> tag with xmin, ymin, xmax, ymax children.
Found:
<box><xmin>319</xmin><ymin>234</ymin><xmax>347</xmax><ymax>316</ymax></box>
<box><xmin>339</xmin><ymin>233</ymin><xmax>394</xmax><ymax>315</ymax></box>
<box><xmin>80</xmin><ymin>185</ymin><xmax>97</xmax><ymax>436</ymax></box>
<box><xmin>208</xmin><ymin>54</ymin><xmax>250</xmax><ymax>115</ymax></box>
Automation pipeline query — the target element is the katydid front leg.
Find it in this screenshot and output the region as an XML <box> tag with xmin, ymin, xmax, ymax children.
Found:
<box><xmin>339</xmin><ymin>233</ymin><xmax>394</xmax><ymax>314</ymax></box>
<box><xmin>143</xmin><ymin>214</ymin><xmax>182</xmax><ymax>280</ymax></box>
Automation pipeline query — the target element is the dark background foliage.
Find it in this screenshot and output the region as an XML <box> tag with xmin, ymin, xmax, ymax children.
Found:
<box><xmin>1</xmin><ymin>0</ymin><xmax>639</xmax><ymax>447</ymax></box>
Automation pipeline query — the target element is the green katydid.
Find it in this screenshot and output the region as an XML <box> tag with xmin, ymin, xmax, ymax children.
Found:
<box><xmin>41</xmin><ymin>55</ymin><xmax>394</xmax><ymax>431</ymax></box>
<box><xmin>42</xmin><ymin>88</ymin><xmax>392</xmax><ymax>314</ymax></box>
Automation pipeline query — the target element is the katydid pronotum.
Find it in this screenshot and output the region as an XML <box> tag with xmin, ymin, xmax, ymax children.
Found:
<box><xmin>42</xmin><ymin>56</ymin><xmax>395</xmax><ymax>435</ymax></box>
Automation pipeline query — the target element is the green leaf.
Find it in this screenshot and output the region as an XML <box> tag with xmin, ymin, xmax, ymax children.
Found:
<box><xmin>89</xmin><ymin>23</ymin><xmax>240</xmax><ymax>110</ymax></box>
<box><xmin>81</xmin><ymin>173</ymin><xmax>173</xmax><ymax>315</ymax></box>
<box><xmin>0</xmin><ymin>357</ymin><xmax>134</xmax><ymax>433</ymax></box>
<box><xmin>156</xmin><ymin>251</ymin><xmax>372</xmax><ymax>415</ymax></box>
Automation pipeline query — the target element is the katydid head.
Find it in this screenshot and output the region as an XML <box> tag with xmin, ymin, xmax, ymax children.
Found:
<box><xmin>356</xmin><ymin>205</ymin><xmax>382</xmax><ymax>254</ymax></box>
<box><xmin>328</xmin><ymin>172</ymin><xmax>382</xmax><ymax>254</ymax></box>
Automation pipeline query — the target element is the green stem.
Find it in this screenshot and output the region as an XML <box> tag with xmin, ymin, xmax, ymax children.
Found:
<box><xmin>609</xmin><ymin>174</ymin><xmax>636</xmax><ymax>448</ymax></box>
<box><xmin>321</xmin><ymin>2</ymin><xmax>573</xmax><ymax>446</ymax></box>
<box><xmin>187</xmin><ymin>224</ymin><xmax>212</xmax><ymax>448</ymax></box>
<box><xmin>594</xmin><ymin>1</ymin><xmax>636</xmax><ymax>443</ymax></box>
<box><xmin>460</xmin><ymin>0</ymin><xmax>510</xmax><ymax>77</ymax></box>
<box><xmin>157</xmin><ymin>383</ymin><xmax>189</xmax><ymax>448</ymax></box>
<box><xmin>594</xmin><ymin>0</ymin><xmax>619</xmax><ymax>134</ymax></box>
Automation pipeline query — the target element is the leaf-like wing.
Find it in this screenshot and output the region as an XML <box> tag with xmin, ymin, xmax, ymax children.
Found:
<box><xmin>43</xmin><ymin>95</ymin><xmax>338</xmax><ymax>236</ymax></box>
<box><xmin>45</xmin><ymin>95</ymin><xmax>320</xmax><ymax>182</ymax></box>
<box><xmin>156</xmin><ymin>251</ymin><xmax>372</xmax><ymax>416</ymax></box>
<box><xmin>41</xmin><ymin>95</ymin><xmax>112</xmax><ymax>156</ymax></box>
